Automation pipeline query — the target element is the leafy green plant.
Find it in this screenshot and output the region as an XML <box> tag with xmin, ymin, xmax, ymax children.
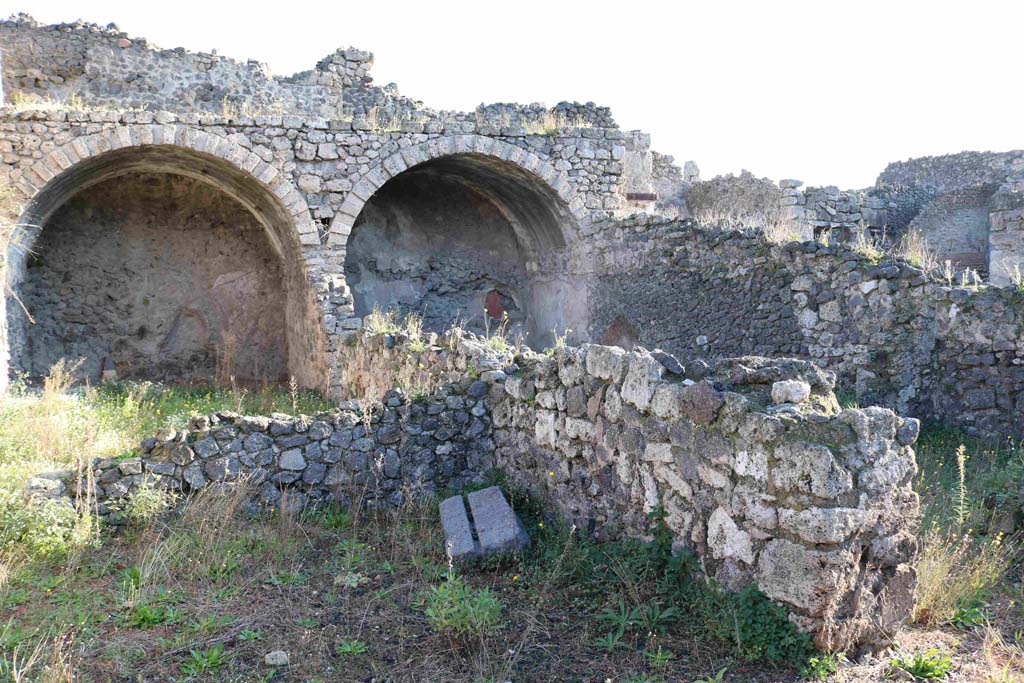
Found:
<box><xmin>889</xmin><ymin>648</ymin><xmax>953</xmax><ymax>679</ymax></box>
<box><xmin>692</xmin><ymin>668</ymin><xmax>727</xmax><ymax>683</ymax></box>
<box><xmin>237</xmin><ymin>628</ymin><xmax>262</xmax><ymax>642</ymax></box>
<box><xmin>592</xmin><ymin>630</ymin><xmax>627</xmax><ymax>653</ymax></box>
<box><xmin>422</xmin><ymin>574</ymin><xmax>503</xmax><ymax>640</ymax></box>
<box><xmin>118</xmin><ymin>565</ymin><xmax>142</xmax><ymax>597</ymax></box>
<box><xmin>645</xmin><ymin>645</ymin><xmax>676</xmax><ymax>667</ymax></box>
<box><xmin>126</xmin><ymin>603</ymin><xmax>179</xmax><ymax>628</ymax></box>
<box><xmin>267</xmin><ymin>571</ymin><xmax>306</xmax><ymax>587</ymax></box>
<box><xmin>335</xmin><ymin>572</ymin><xmax>369</xmax><ymax>589</ymax></box>
<box><xmin>803</xmin><ymin>653</ymin><xmax>843</xmax><ymax>680</ymax></box>
<box><xmin>636</xmin><ymin>602</ymin><xmax>679</xmax><ymax>634</ymax></box>
<box><xmin>704</xmin><ymin>583</ymin><xmax>814</xmax><ymax>664</ymax></box>
<box><xmin>336</xmin><ymin>639</ymin><xmax>368</xmax><ymax>655</ymax></box>
<box><xmin>314</xmin><ymin>505</ymin><xmax>351</xmax><ymax>531</ymax></box>
<box><xmin>181</xmin><ymin>643</ymin><xmax>229</xmax><ymax>675</ymax></box>
<box><xmin>208</xmin><ymin>553</ymin><xmax>241</xmax><ymax>581</ymax></box>
<box><xmin>952</xmin><ymin>604</ymin><xmax>987</xmax><ymax>629</ymax></box>
<box><xmin>597</xmin><ymin>598</ymin><xmax>640</xmax><ymax>633</ymax></box>
<box><xmin>122</xmin><ymin>481</ymin><xmax>175</xmax><ymax>528</ymax></box>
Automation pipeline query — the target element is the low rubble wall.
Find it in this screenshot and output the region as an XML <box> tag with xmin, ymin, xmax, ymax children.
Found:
<box><xmin>32</xmin><ymin>330</ymin><xmax>920</xmax><ymax>653</ymax></box>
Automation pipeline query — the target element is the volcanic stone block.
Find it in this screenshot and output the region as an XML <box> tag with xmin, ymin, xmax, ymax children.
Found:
<box><xmin>439</xmin><ymin>494</ymin><xmax>480</xmax><ymax>561</ymax></box>
<box><xmin>466</xmin><ymin>486</ymin><xmax>530</xmax><ymax>555</ymax></box>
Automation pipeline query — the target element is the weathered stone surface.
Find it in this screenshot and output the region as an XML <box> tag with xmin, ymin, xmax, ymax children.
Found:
<box><xmin>466</xmin><ymin>486</ymin><xmax>529</xmax><ymax>555</ymax></box>
<box><xmin>264</xmin><ymin>651</ymin><xmax>289</xmax><ymax>667</ymax></box>
<box><xmin>193</xmin><ymin>437</ymin><xmax>219</xmax><ymax>459</ymax></box>
<box><xmin>778</xmin><ymin>507</ymin><xmax>868</xmax><ymax>545</ymax></box>
<box><xmin>203</xmin><ymin>456</ymin><xmax>240</xmax><ymax>481</ymax></box>
<box><xmin>279</xmin><ymin>449</ymin><xmax>306</xmax><ymax>471</ymax></box>
<box><xmin>707</xmin><ymin>507</ymin><xmax>754</xmax><ymax>564</ymax></box>
<box><xmin>439</xmin><ymin>494</ymin><xmax>480</xmax><ymax>561</ymax></box>
<box><xmin>678</xmin><ymin>381</ymin><xmax>724</xmax><ymax>424</ymax></box>
<box><xmin>773</xmin><ymin>442</ymin><xmax>852</xmax><ymax>499</ymax></box>
<box><xmin>585</xmin><ymin>344</ymin><xmax>625</xmax><ymax>381</ymax></box>
<box><xmin>756</xmin><ymin>539</ymin><xmax>854</xmax><ymax>616</ymax></box>
<box><xmin>771</xmin><ymin>379</ymin><xmax>811</xmax><ymax>405</ymax></box>
<box><xmin>620</xmin><ymin>351</ymin><xmax>664</xmax><ymax>411</ymax></box>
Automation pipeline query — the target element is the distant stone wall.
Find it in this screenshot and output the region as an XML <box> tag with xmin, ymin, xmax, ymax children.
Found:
<box><xmin>877</xmin><ymin>150</ymin><xmax>1024</xmax><ymax>194</ymax></box>
<box><xmin>0</xmin><ymin>15</ymin><xmax>620</xmax><ymax>129</ymax></box>
<box><xmin>588</xmin><ymin>216</ymin><xmax>1024</xmax><ymax>436</ymax></box>
<box><xmin>684</xmin><ymin>171</ymin><xmax>782</xmax><ymax>228</ymax></box>
<box><xmin>0</xmin><ymin>15</ymin><xmax>356</xmax><ymax>119</ymax></box>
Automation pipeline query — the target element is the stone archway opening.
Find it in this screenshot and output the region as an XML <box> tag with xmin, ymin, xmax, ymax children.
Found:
<box><xmin>5</xmin><ymin>144</ymin><xmax>325</xmax><ymax>389</ymax></box>
<box><xmin>343</xmin><ymin>153</ymin><xmax>580</xmax><ymax>348</ymax></box>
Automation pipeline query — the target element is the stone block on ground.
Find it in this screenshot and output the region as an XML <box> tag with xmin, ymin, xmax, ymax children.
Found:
<box><xmin>439</xmin><ymin>494</ymin><xmax>480</xmax><ymax>562</ymax></box>
<box><xmin>440</xmin><ymin>486</ymin><xmax>530</xmax><ymax>561</ymax></box>
<box><xmin>466</xmin><ymin>486</ymin><xmax>530</xmax><ymax>555</ymax></box>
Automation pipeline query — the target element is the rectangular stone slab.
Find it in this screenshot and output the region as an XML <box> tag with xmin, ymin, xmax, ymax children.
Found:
<box><xmin>439</xmin><ymin>494</ymin><xmax>480</xmax><ymax>561</ymax></box>
<box><xmin>466</xmin><ymin>486</ymin><xmax>530</xmax><ymax>555</ymax></box>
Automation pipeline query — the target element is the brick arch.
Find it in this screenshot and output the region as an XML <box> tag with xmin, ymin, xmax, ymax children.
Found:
<box><xmin>326</xmin><ymin>134</ymin><xmax>588</xmax><ymax>247</ymax></box>
<box><xmin>4</xmin><ymin>125</ymin><xmax>328</xmax><ymax>391</ymax></box>
<box><xmin>13</xmin><ymin>124</ymin><xmax>319</xmax><ymax>248</ymax></box>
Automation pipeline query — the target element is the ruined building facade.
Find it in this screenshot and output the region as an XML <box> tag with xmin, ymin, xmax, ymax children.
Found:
<box><xmin>0</xmin><ymin>15</ymin><xmax>1021</xmax><ymax>438</ymax></box>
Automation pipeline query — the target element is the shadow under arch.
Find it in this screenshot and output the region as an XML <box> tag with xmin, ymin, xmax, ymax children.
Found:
<box><xmin>340</xmin><ymin>150</ymin><xmax>588</xmax><ymax>347</ymax></box>
<box><xmin>5</xmin><ymin>143</ymin><xmax>327</xmax><ymax>390</ymax></box>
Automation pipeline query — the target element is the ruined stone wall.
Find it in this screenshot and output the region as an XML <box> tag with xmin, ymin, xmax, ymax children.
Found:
<box><xmin>29</xmin><ymin>382</ymin><xmax>495</xmax><ymax>518</ymax></box>
<box><xmin>0</xmin><ymin>15</ymin><xmax>361</xmax><ymax>119</ymax></box>
<box><xmin>34</xmin><ymin>329</ymin><xmax>919</xmax><ymax>652</ymax></box>
<box><xmin>494</xmin><ymin>346</ymin><xmax>918</xmax><ymax>653</ymax></box>
<box><xmin>473</xmin><ymin>101</ymin><xmax>617</xmax><ymax>129</ymax></box>
<box><xmin>989</xmin><ymin>180</ymin><xmax>1024</xmax><ymax>286</ymax></box>
<box><xmin>588</xmin><ymin>217</ymin><xmax>1024</xmax><ymax>436</ymax></box>
<box><xmin>684</xmin><ymin>171</ymin><xmax>783</xmax><ymax>228</ymax></box>
<box><xmin>589</xmin><ymin>219</ymin><xmax>801</xmax><ymax>358</ymax></box>
<box><xmin>0</xmin><ymin>15</ymin><xmax>622</xmax><ymax>132</ymax></box>
<box><xmin>336</xmin><ymin>329</ymin><xmax>921</xmax><ymax>652</ymax></box>
<box><xmin>0</xmin><ymin>106</ymin><xmax>637</xmax><ymax>391</ymax></box>
<box><xmin>877</xmin><ymin>150</ymin><xmax>1024</xmax><ymax>194</ymax></box>
<box><xmin>682</xmin><ymin>150</ymin><xmax>1024</xmax><ymax>258</ymax></box>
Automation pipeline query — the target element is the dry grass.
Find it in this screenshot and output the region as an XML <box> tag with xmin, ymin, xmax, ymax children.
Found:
<box><xmin>219</xmin><ymin>95</ymin><xmax>286</xmax><ymax>120</ymax></box>
<box><xmin>359</xmin><ymin>107</ymin><xmax>430</xmax><ymax>133</ymax></box>
<box><xmin>851</xmin><ymin>227</ymin><xmax>885</xmax><ymax>263</ymax></box>
<box><xmin>913</xmin><ymin>525</ymin><xmax>1015</xmax><ymax>627</ymax></box>
<box><xmin>7</xmin><ymin>91</ymin><xmax>145</xmax><ymax>114</ymax></box>
<box><xmin>1</xmin><ymin>632</ymin><xmax>76</xmax><ymax>683</ymax></box>
<box><xmin>693</xmin><ymin>206</ymin><xmax>803</xmax><ymax>244</ymax></box>
<box><xmin>895</xmin><ymin>229</ymin><xmax>939</xmax><ymax>272</ymax></box>
<box><xmin>476</xmin><ymin>110</ymin><xmax>594</xmax><ymax>135</ymax></box>
<box><xmin>997</xmin><ymin>260</ymin><xmax>1024</xmax><ymax>291</ymax></box>
<box><xmin>363</xmin><ymin>304</ymin><xmax>402</xmax><ymax>334</ymax></box>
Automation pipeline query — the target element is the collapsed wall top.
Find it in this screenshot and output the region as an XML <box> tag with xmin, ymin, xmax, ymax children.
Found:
<box><xmin>0</xmin><ymin>14</ymin><xmax>617</xmax><ymax>127</ymax></box>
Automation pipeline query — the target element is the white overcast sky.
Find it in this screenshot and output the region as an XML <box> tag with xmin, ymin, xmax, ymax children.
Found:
<box><xmin>6</xmin><ymin>0</ymin><xmax>1022</xmax><ymax>188</ymax></box>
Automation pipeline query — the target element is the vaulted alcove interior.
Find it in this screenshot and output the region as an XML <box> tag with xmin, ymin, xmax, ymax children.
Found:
<box><xmin>344</xmin><ymin>153</ymin><xmax>583</xmax><ymax>348</ymax></box>
<box><xmin>6</xmin><ymin>146</ymin><xmax>324</xmax><ymax>388</ymax></box>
